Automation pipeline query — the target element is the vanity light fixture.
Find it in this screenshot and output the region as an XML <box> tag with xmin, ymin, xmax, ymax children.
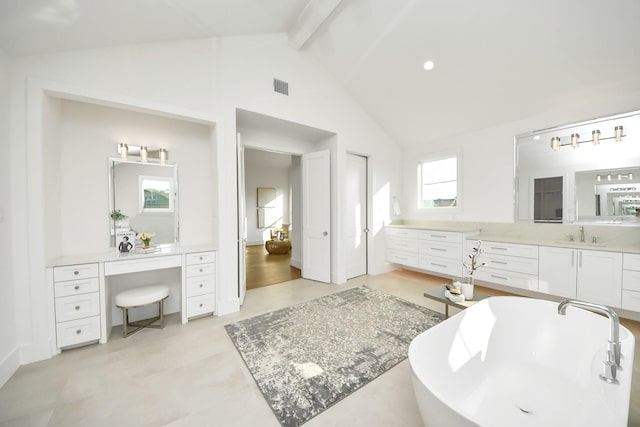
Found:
<box><xmin>630</xmin><ymin>173</ymin><xmax>634</xmax><ymax>180</ymax></box>
<box><xmin>550</xmin><ymin>136</ymin><xmax>560</xmax><ymax>151</ymax></box>
<box><xmin>140</xmin><ymin>146</ymin><xmax>148</xmax><ymax>161</ymax></box>
<box><xmin>592</xmin><ymin>129</ymin><xmax>601</xmax><ymax>145</ymax></box>
<box><xmin>119</xmin><ymin>143</ymin><xmax>128</xmax><ymax>159</ymax></box>
<box><xmin>615</xmin><ymin>126</ymin><xmax>624</xmax><ymax>141</ymax></box>
<box><xmin>571</xmin><ymin>133</ymin><xmax>580</xmax><ymax>148</ymax></box>
<box><xmin>608</xmin><ymin>174</ymin><xmax>612</xmax><ymax>181</ymax></box>
<box><xmin>159</xmin><ymin>148</ymin><xmax>168</xmax><ymax>162</ymax></box>
<box><xmin>597</xmin><ymin>175</ymin><xmax>602</xmax><ymax>182</ymax></box>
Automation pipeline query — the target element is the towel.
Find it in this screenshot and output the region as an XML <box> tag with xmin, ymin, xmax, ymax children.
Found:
<box><xmin>445</xmin><ymin>290</ymin><xmax>465</xmax><ymax>303</ymax></box>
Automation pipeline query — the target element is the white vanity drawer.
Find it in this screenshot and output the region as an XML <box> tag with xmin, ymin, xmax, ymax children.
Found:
<box><xmin>186</xmin><ymin>276</ymin><xmax>215</xmax><ymax>297</ymax></box>
<box><xmin>623</xmin><ymin>253</ymin><xmax>640</xmax><ymax>272</ymax></box>
<box><xmin>104</xmin><ymin>255</ymin><xmax>181</xmax><ymax>276</ymax></box>
<box><xmin>622</xmin><ymin>290</ymin><xmax>640</xmax><ymax>312</ymax></box>
<box><xmin>54</xmin><ymin>277</ymin><xmax>99</xmax><ymax>297</ymax></box>
<box><xmin>419</xmin><ymin>240</ymin><xmax>462</xmax><ymax>260</ymax></box>
<box><xmin>54</xmin><ymin>263</ymin><xmax>98</xmax><ymax>282</ymax></box>
<box><xmin>186</xmin><ymin>252</ymin><xmax>216</xmax><ymax>265</ymax></box>
<box><xmin>386</xmin><ymin>237</ymin><xmax>418</xmax><ymax>253</ymax></box>
<box><xmin>54</xmin><ymin>293</ymin><xmax>100</xmax><ymax>323</ymax></box>
<box><xmin>385</xmin><ymin>228</ymin><xmax>419</xmax><ymax>239</ymax></box>
<box><xmin>56</xmin><ymin>316</ymin><xmax>101</xmax><ymax>348</ymax></box>
<box><xmin>186</xmin><ymin>263</ymin><xmax>215</xmax><ymax>278</ymax></box>
<box><xmin>623</xmin><ymin>270</ymin><xmax>640</xmax><ymax>292</ymax></box>
<box><xmin>483</xmin><ymin>253</ymin><xmax>539</xmax><ymax>275</ymax></box>
<box><xmin>187</xmin><ymin>294</ymin><xmax>215</xmax><ymax>317</ymax></box>
<box><xmin>474</xmin><ymin>269</ymin><xmax>538</xmax><ymax>292</ymax></box>
<box><xmin>386</xmin><ymin>249</ymin><xmax>419</xmax><ymax>267</ymax></box>
<box><xmin>419</xmin><ymin>256</ymin><xmax>463</xmax><ymax>277</ymax></box>
<box><xmin>419</xmin><ymin>230</ymin><xmax>462</xmax><ymax>244</ymax></box>
<box><xmin>479</xmin><ymin>241</ymin><xmax>539</xmax><ymax>259</ymax></box>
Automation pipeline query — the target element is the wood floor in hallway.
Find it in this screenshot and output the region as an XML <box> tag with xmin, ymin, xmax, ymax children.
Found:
<box><xmin>246</xmin><ymin>244</ymin><xmax>301</xmax><ymax>290</ymax></box>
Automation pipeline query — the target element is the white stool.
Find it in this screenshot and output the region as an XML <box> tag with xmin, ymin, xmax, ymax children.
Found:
<box><xmin>115</xmin><ymin>285</ymin><xmax>169</xmax><ymax>338</ymax></box>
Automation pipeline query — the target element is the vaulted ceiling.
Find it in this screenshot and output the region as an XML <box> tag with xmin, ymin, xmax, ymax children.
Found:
<box><xmin>1</xmin><ymin>0</ymin><xmax>639</xmax><ymax>147</ymax></box>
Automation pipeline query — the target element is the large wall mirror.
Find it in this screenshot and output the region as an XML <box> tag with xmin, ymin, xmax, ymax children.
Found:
<box><xmin>515</xmin><ymin>110</ymin><xmax>640</xmax><ymax>225</ymax></box>
<box><xmin>109</xmin><ymin>158</ymin><xmax>179</xmax><ymax>247</ymax></box>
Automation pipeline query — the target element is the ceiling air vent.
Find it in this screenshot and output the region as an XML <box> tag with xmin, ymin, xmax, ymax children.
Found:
<box><xmin>273</xmin><ymin>78</ymin><xmax>289</xmax><ymax>96</ymax></box>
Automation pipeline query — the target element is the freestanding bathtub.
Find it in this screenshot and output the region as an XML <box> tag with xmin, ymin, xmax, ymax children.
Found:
<box><xmin>409</xmin><ymin>296</ymin><xmax>635</xmax><ymax>427</ymax></box>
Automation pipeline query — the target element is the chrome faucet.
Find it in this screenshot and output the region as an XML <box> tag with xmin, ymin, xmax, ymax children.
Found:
<box><xmin>579</xmin><ymin>226</ymin><xmax>585</xmax><ymax>243</ymax></box>
<box><xmin>558</xmin><ymin>299</ymin><xmax>621</xmax><ymax>383</ymax></box>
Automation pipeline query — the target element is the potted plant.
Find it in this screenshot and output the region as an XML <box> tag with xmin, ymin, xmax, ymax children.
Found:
<box><xmin>462</xmin><ymin>240</ymin><xmax>487</xmax><ymax>300</ymax></box>
<box><xmin>110</xmin><ymin>209</ymin><xmax>128</xmax><ymax>228</ymax></box>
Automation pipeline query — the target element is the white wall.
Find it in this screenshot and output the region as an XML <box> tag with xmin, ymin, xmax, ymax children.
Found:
<box><xmin>0</xmin><ymin>48</ymin><xmax>18</xmax><ymax>386</ymax></box>
<box><xmin>401</xmin><ymin>88</ymin><xmax>640</xmax><ymax>224</ymax></box>
<box><xmin>54</xmin><ymin>99</ymin><xmax>213</xmax><ymax>259</ymax></box>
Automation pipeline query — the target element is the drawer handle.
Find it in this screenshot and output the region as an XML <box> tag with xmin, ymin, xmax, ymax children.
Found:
<box><xmin>75</xmin><ymin>306</ymin><xmax>80</xmax><ymax>310</ymax></box>
<box><xmin>491</xmin><ymin>274</ymin><xmax>508</xmax><ymax>280</ymax></box>
<box><xmin>491</xmin><ymin>260</ymin><xmax>508</xmax><ymax>265</ymax></box>
<box><xmin>199</xmin><ymin>256</ymin><xmax>203</xmax><ymax>260</ymax></box>
<box><xmin>430</xmin><ymin>263</ymin><xmax>447</xmax><ymax>268</ymax></box>
<box><xmin>430</xmin><ymin>247</ymin><xmax>447</xmax><ymax>252</ymax></box>
<box><xmin>74</xmin><ymin>285</ymin><xmax>80</xmax><ymax>290</ymax></box>
<box><xmin>199</xmin><ymin>303</ymin><xmax>203</xmax><ymax>307</ymax></box>
<box><xmin>199</xmin><ymin>268</ymin><xmax>203</xmax><ymax>273</ymax></box>
<box><xmin>199</xmin><ymin>284</ymin><xmax>204</xmax><ymax>288</ymax></box>
<box><xmin>395</xmin><ymin>256</ymin><xmax>409</xmax><ymax>261</ymax></box>
<box><xmin>490</xmin><ymin>247</ymin><xmax>508</xmax><ymax>251</ymax></box>
<box><xmin>430</xmin><ymin>234</ymin><xmax>447</xmax><ymax>238</ymax></box>
<box><xmin>76</xmin><ymin>329</ymin><xmax>82</xmax><ymax>334</ymax></box>
<box><xmin>73</xmin><ymin>270</ymin><xmax>79</xmax><ymax>275</ymax></box>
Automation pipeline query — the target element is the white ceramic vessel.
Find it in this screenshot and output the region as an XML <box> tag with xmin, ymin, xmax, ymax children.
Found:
<box><xmin>409</xmin><ymin>296</ymin><xmax>635</xmax><ymax>427</ymax></box>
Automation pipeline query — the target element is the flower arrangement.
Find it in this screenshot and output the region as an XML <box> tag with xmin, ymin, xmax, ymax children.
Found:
<box><xmin>463</xmin><ymin>240</ymin><xmax>487</xmax><ymax>278</ymax></box>
<box><xmin>136</xmin><ymin>232</ymin><xmax>156</xmax><ymax>248</ymax></box>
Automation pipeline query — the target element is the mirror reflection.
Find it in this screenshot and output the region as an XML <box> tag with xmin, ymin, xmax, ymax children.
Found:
<box><xmin>109</xmin><ymin>158</ymin><xmax>179</xmax><ymax>247</ymax></box>
<box><xmin>515</xmin><ymin>109</ymin><xmax>640</xmax><ymax>225</ymax></box>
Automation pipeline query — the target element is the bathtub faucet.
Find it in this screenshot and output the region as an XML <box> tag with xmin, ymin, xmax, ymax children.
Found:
<box><xmin>558</xmin><ymin>299</ymin><xmax>621</xmax><ymax>383</ymax></box>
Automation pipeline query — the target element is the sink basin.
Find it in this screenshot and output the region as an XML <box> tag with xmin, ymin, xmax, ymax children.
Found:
<box><xmin>553</xmin><ymin>240</ymin><xmax>607</xmax><ymax>248</ymax></box>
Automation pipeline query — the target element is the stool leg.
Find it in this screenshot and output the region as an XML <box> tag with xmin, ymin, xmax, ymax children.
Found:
<box><xmin>159</xmin><ymin>299</ymin><xmax>165</xmax><ymax>329</ymax></box>
<box><xmin>122</xmin><ymin>307</ymin><xmax>128</xmax><ymax>337</ymax></box>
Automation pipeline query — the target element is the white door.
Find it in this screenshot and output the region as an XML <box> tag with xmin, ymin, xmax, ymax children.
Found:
<box><xmin>345</xmin><ymin>154</ymin><xmax>367</xmax><ymax>278</ymax></box>
<box><xmin>302</xmin><ymin>150</ymin><xmax>331</xmax><ymax>283</ymax></box>
<box><xmin>237</xmin><ymin>132</ymin><xmax>247</xmax><ymax>305</ymax></box>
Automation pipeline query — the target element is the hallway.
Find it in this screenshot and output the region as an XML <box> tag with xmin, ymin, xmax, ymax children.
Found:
<box><xmin>246</xmin><ymin>244</ymin><xmax>301</xmax><ymax>289</ymax></box>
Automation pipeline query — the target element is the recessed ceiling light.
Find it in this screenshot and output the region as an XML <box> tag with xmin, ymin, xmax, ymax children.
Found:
<box><xmin>423</xmin><ymin>60</ymin><xmax>435</xmax><ymax>71</ymax></box>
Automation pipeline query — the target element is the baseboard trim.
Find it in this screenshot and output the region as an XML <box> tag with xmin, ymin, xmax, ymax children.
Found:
<box><xmin>290</xmin><ymin>258</ymin><xmax>301</xmax><ymax>269</ymax></box>
<box><xmin>0</xmin><ymin>347</ymin><xmax>20</xmax><ymax>388</ymax></box>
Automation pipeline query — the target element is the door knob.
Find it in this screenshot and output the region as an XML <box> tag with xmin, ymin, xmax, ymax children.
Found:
<box><xmin>323</xmin><ymin>231</ymin><xmax>328</xmax><ymax>236</ymax></box>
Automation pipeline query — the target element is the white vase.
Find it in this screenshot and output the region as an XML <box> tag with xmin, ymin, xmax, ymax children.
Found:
<box><xmin>461</xmin><ymin>277</ymin><xmax>474</xmax><ymax>300</ymax></box>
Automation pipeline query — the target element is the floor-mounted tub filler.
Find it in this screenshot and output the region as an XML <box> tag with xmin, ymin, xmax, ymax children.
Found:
<box><xmin>409</xmin><ymin>296</ymin><xmax>635</xmax><ymax>427</ymax></box>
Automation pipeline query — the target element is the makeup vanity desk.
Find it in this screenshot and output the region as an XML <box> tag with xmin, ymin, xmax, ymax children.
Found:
<box><xmin>46</xmin><ymin>244</ymin><xmax>217</xmax><ymax>354</ymax></box>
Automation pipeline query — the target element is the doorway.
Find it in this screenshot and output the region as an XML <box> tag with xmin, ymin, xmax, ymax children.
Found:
<box><xmin>345</xmin><ymin>153</ymin><xmax>368</xmax><ymax>279</ymax></box>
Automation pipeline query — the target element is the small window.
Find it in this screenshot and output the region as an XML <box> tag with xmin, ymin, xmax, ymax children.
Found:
<box><xmin>139</xmin><ymin>176</ymin><xmax>173</xmax><ymax>213</ymax></box>
<box><xmin>418</xmin><ymin>155</ymin><xmax>458</xmax><ymax>209</ymax></box>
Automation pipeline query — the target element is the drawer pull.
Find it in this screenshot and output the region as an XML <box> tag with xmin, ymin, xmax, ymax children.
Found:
<box><xmin>74</xmin><ymin>285</ymin><xmax>80</xmax><ymax>290</ymax></box>
<box><xmin>199</xmin><ymin>303</ymin><xmax>203</xmax><ymax>307</ymax></box>
<box><xmin>490</xmin><ymin>247</ymin><xmax>508</xmax><ymax>251</ymax></box>
<box><xmin>395</xmin><ymin>256</ymin><xmax>408</xmax><ymax>261</ymax></box>
<box><xmin>74</xmin><ymin>270</ymin><xmax>79</xmax><ymax>275</ymax></box>
<box><xmin>430</xmin><ymin>263</ymin><xmax>447</xmax><ymax>268</ymax></box>
<box><xmin>199</xmin><ymin>256</ymin><xmax>203</xmax><ymax>260</ymax></box>
<box><xmin>430</xmin><ymin>247</ymin><xmax>447</xmax><ymax>252</ymax></box>
<box><xmin>491</xmin><ymin>260</ymin><xmax>508</xmax><ymax>265</ymax></box>
<box><xmin>76</xmin><ymin>329</ymin><xmax>82</xmax><ymax>334</ymax></box>
<box><xmin>199</xmin><ymin>284</ymin><xmax>204</xmax><ymax>288</ymax></box>
<box><xmin>491</xmin><ymin>274</ymin><xmax>508</xmax><ymax>280</ymax></box>
<box><xmin>430</xmin><ymin>234</ymin><xmax>447</xmax><ymax>238</ymax></box>
<box><xmin>75</xmin><ymin>306</ymin><xmax>80</xmax><ymax>310</ymax></box>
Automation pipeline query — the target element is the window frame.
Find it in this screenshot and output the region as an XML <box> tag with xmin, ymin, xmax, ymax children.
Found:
<box><xmin>416</xmin><ymin>151</ymin><xmax>462</xmax><ymax>212</ymax></box>
<box><xmin>139</xmin><ymin>175</ymin><xmax>174</xmax><ymax>213</ymax></box>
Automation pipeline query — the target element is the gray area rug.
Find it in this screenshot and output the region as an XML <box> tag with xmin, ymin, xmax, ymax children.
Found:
<box><xmin>224</xmin><ymin>286</ymin><xmax>444</xmax><ymax>427</ymax></box>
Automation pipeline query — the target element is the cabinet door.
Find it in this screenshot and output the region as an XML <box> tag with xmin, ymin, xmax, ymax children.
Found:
<box><xmin>577</xmin><ymin>250</ymin><xmax>622</xmax><ymax>307</ymax></box>
<box><xmin>538</xmin><ymin>246</ymin><xmax>577</xmax><ymax>298</ymax></box>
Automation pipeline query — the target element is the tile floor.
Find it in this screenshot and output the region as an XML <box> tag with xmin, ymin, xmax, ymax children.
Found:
<box><xmin>1</xmin><ymin>270</ymin><xmax>639</xmax><ymax>426</ymax></box>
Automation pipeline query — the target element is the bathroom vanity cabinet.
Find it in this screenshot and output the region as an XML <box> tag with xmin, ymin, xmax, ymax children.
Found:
<box><xmin>386</xmin><ymin>225</ymin><xmax>637</xmax><ymax>314</ymax></box>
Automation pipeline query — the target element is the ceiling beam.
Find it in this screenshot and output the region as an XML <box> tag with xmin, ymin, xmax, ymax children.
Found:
<box><xmin>288</xmin><ymin>0</ymin><xmax>344</xmax><ymax>50</ymax></box>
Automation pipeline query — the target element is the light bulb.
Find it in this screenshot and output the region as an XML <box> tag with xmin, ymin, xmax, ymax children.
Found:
<box><xmin>571</xmin><ymin>133</ymin><xmax>580</xmax><ymax>148</ymax></box>
<box><xmin>592</xmin><ymin>129</ymin><xmax>600</xmax><ymax>145</ymax></box>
